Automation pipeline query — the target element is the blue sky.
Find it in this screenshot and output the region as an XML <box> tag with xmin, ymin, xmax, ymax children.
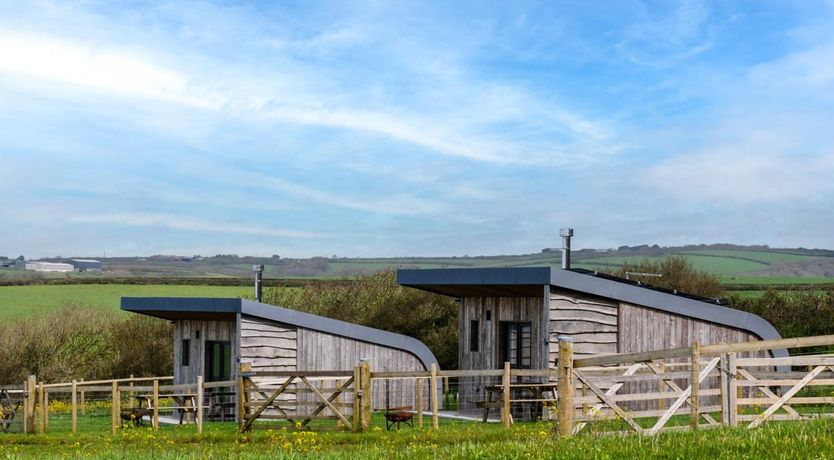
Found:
<box><xmin>2</xmin><ymin>1</ymin><xmax>834</xmax><ymax>258</ymax></box>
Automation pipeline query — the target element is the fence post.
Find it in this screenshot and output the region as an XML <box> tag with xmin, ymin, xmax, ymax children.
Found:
<box><xmin>690</xmin><ymin>342</ymin><xmax>701</xmax><ymax>431</ymax></box>
<box><xmin>720</xmin><ymin>354</ymin><xmax>729</xmax><ymax>426</ymax></box>
<box><xmin>129</xmin><ymin>374</ymin><xmax>134</xmax><ymax>408</ymax></box>
<box><xmin>37</xmin><ymin>383</ymin><xmax>45</xmax><ymax>434</ymax></box>
<box><xmin>111</xmin><ymin>381</ymin><xmax>120</xmax><ymax>435</ymax></box>
<box><xmin>557</xmin><ymin>337</ymin><xmax>574</xmax><ymax>437</ymax></box>
<box><xmin>430</xmin><ymin>363</ymin><xmax>439</xmax><ymax>430</ymax></box>
<box><xmin>727</xmin><ymin>352</ymin><xmax>738</xmax><ymax>428</ymax></box>
<box><xmin>152</xmin><ymin>379</ymin><xmax>159</xmax><ymax>431</ymax></box>
<box><xmin>416</xmin><ymin>378</ymin><xmax>424</xmax><ymax>428</ymax></box>
<box><xmin>25</xmin><ymin>375</ymin><xmax>36</xmax><ymax>434</ymax></box>
<box><xmin>71</xmin><ymin>380</ymin><xmax>78</xmax><ymax>434</ymax></box>
<box><xmin>237</xmin><ymin>363</ymin><xmax>250</xmax><ymax>432</ymax></box>
<box><xmin>196</xmin><ymin>376</ymin><xmax>204</xmax><ymax>434</ymax></box>
<box><xmin>502</xmin><ymin>362</ymin><xmax>511</xmax><ymax>428</ymax></box>
<box><xmin>43</xmin><ymin>389</ymin><xmax>49</xmax><ymax>431</ymax></box>
<box><xmin>361</xmin><ymin>361</ymin><xmax>372</xmax><ymax>431</ymax></box>
<box><xmin>353</xmin><ymin>364</ymin><xmax>361</xmax><ymax>432</ymax></box>
<box><xmin>80</xmin><ymin>378</ymin><xmax>85</xmax><ymax>415</ymax></box>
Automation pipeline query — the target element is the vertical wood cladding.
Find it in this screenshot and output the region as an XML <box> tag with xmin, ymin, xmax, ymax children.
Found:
<box><xmin>618</xmin><ymin>302</ymin><xmax>760</xmax><ymax>352</ymax></box>
<box><xmin>296</xmin><ymin>328</ymin><xmax>426</xmax><ymax>410</ymax></box>
<box><xmin>549</xmin><ymin>288</ymin><xmax>619</xmax><ymax>364</ymax></box>
<box><xmin>173</xmin><ymin>319</ymin><xmax>237</xmax><ymax>384</ymax></box>
<box><xmin>458</xmin><ymin>296</ymin><xmax>548</xmax><ymax>414</ymax></box>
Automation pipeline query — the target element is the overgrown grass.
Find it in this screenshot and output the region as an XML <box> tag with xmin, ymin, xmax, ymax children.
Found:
<box><xmin>2</xmin><ymin>418</ymin><xmax>834</xmax><ymax>458</ymax></box>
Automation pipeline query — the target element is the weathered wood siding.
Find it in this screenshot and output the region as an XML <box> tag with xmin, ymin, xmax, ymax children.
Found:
<box><xmin>173</xmin><ymin>319</ymin><xmax>237</xmax><ymax>384</ymax></box>
<box><xmin>239</xmin><ymin>315</ymin><xmax>298</xmax><ymax>372</ymax></box>
<box><xmin>549</xmin><ymin>288</ymin><xmax>619</xmax><ymax>364</ymax></box>
<box><xmin>297</xmin><ymin>329</ymin><xmax>426</xmax><ymax>410</ymax></box>
<box><xmin>617</xmin><ymin>301</ymin><xmax>767</xmax><ymax>410</ymax></box>
<box><xmin>459</xmin><ymin>296</ymin><xmax>549</xmax><ymax>371</ymax></box>
<box><xmin>618</xmin><ymin>302</ymin><xmax>760</xmax><ymax>352</ymax></box>
<box><xmin>458</xmin><ymin>295</ymin><xmax>548</xmax><ymax>415</ymax></box>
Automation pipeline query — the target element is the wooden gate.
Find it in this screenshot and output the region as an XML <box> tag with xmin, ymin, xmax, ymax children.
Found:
<box><xmin>239</xmin><ymin>370</ymin><xmax>357</xmax><ymax>432</ymax></box>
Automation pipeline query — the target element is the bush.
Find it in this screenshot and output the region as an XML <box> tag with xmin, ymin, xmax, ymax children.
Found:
<box><xmin>610</xmin><ymin>256</ymin><xmax>725</xmax><ymax>298</ymax></box>
<box><xmin>727</xmin><ymin>288</ymin><xmax>834</xmax><ymax>340</ymax></box>
<box><xmin>0</xmin><ymin>307</ymin><xmax>172</xmax><ymax>384</ymax></box>
<box><xmin>261</xmin><ymin>271</ymin><xmax>459</xmax><ymax>369</ymax></box>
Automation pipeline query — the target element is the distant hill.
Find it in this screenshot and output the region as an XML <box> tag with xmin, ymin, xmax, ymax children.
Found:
<box><xmin>3</xmin><ymin>244</ymin><xmax>833</xmax><ymax>281</ymax></box>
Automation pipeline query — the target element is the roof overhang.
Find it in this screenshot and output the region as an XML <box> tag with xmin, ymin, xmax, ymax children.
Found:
<box><xmin>121</xmin><ymin>297</ymin><xmax>439</xmax><ymax>370</ymax></box>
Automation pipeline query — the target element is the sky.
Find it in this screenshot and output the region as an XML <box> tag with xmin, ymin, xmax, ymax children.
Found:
<box><xmin>2</xmin><ymin>0</ymin><xmax>834</xmax><ymax>258</ymax></box>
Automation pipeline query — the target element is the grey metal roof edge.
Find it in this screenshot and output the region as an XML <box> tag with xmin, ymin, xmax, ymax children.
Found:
<box><xmin>120</xmin><ymin>297</ymin><xmax>243</xmax><ymax>314</ymax></box>
<box><xmin>397</xmin><ymin>267</ymin><xmax>552</xmax><ymax>286</ymax></box>
<box><xmin>240</xmin><ymin>299</ymin><xmax>438</xmax><ymax>370</ymax></box>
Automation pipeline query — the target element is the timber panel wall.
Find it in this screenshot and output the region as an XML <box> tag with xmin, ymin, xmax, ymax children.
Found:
<box><xmin>618</xmin><ymin>301</ymin><xmax>766</xmax><ymax>410</ymax></box>
<box><xmin>549</xmin><ymin>288</ymin><xmax>618</xmax><ymax>364</ymax></box>
<box><xmin>458</xmin><ymin>296</ymin><xmax>548</xmax><ymax>414</ymax></box>
<box><xmin>296</xmin><ymin>329</ymin><xmax>426</xmax><ymax>410</ymax></box>
<box><xmin>239</xmin><ymin>315</ymin><xmax>299</xmax><ymax>409</ymax></box>
<box><xmin>173</xmin><ymin>319</ymin><xmax>237</xmax><ymax>384</ymax></box>
<box><xmin>239</xmin><ymin>315</ymin><xmax>298</xmax><ymax>372</ymax></box>
<box><xmin>618</xmin><ymin>302</ymin><xmax>760</xmax><ymax>352</ymax></box>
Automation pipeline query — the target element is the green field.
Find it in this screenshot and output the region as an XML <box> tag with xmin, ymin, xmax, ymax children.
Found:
<box><xmin>0</xmin><ymin>284</ymin><xmax>250</xmax><ymax>322</ymax></box>
<box><xmin>2</xmin><ymin>418</ymin><xmax>834</xmax><ymax>459</ymax></box>
<box><xmin>722</xmin><ymin>276</ymin><xmax>834</xmax><ymax>285</ymax></box>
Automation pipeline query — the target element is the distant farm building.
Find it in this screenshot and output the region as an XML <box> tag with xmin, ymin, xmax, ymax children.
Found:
<box><xmin>69</xmin><ymin>259</ymin><xmax>102</xmax><ymax>272</ymax></box>
<box><xmin>24</xmin><ymin>261</ymin><xmax>75</xmax><ymax>272</ymax></box>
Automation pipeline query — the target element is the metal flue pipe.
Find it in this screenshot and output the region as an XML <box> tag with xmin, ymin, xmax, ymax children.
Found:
<box><xmin>560</xmin><ymin>228</ymin><xmax>574</xmax><ymax>270</ymax></box>
<box><xmin>253</xmin><ymin>264</ymin><xmax>264</xmax><ymax>302</ymax></box>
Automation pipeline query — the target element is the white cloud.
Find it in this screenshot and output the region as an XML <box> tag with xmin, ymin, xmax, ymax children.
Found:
<box><xmin>0</xmin><ymin>31</ymin><xmax>223</xmax><ymax>108</ymax></box>
<box><xmin>72</xmin><ymin>213</ymin><xmax>327</xmax><ymax>239</ymax></box>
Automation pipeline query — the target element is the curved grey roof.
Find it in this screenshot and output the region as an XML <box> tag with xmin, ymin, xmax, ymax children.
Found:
<box><xmin>398</xmin><ymin>267</ymin><xmax>786</xmax><ymax>358</ymax></box>
<box><xmin>121</xmin><ymin>297</ymin><xmax>438</xmax><ymax>369</ymax></box>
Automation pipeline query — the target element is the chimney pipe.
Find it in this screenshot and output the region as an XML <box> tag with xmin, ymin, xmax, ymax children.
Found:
<box><xmin>560</xmin><ymin>228</ymin><xmax>574</xmax><ymax>270</ymax></box>
<box><xmin>253</xmin><ymin>264</ymin><xmax>264</xmax><ymax>302</ymax></box>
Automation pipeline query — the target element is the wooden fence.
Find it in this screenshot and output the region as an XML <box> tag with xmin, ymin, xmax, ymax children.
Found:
<box><xmin>8</xmin><ymin>334</ymin><xmax>834</xmax><ymax>436</ymax></box>
<box><xmin>9</xmin><ymin>375</ymin><xmax>238</xmax><ymax>435</ymax></box>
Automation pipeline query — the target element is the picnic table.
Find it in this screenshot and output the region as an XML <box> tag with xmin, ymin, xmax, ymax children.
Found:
<box><xmin>480</xmin><ymin>382</ymin><xmax>559</xmax><ymax>422</ymax></box>
<box><xmin>134</xmin><ymin>393</ymin><xmax>198</xmax><ymax>424</ymax></box>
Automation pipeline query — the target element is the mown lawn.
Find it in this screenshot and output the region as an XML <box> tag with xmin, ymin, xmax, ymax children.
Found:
<box><xmin>2</xmin><ymin>418</ymin><xmax>834</xmax><ymax>459</ymax></box>
<box><xmin>0</xmin><ymin>284</ymin><xmax>249</xmax><ymax>322</ymax></box>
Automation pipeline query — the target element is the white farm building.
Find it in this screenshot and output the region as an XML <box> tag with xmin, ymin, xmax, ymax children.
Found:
<box><xmin>25</xmin><ymin>261</ymin><xmax>75</xmax><ymax>272</ymax></box>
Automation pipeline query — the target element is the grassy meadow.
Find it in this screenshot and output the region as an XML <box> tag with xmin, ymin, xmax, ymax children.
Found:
<box><xmin>2</xmin><ymin>418</ymin><xmax>834</xmax><ymax>459</ymax></box>
<box><xmin>0</xmin><ymin>284</ymin><xmax>249</xmax><ymax>322</ymax></box>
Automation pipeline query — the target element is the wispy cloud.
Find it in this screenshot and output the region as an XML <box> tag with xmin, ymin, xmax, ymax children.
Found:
<box><xmin>71</xmin><ymin>213</ymin><xmax>327</xmax><ymax>239</ymax></box>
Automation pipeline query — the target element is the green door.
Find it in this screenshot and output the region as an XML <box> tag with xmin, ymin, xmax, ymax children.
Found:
<box><xmin>205</xmin><ymin>341</ymin><xmax>231</xmax><ymax>382</ymax></box>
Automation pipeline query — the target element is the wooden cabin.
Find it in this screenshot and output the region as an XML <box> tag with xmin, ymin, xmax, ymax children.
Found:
<box><xmin>397</xmin><ymin>266</ymin><xmax>783</xmax><ymax>417</ymax></box>
<box><xmin>121</xmin><ymin>297</ymin><xmax>438</xmax><ymax>412</ymax></box>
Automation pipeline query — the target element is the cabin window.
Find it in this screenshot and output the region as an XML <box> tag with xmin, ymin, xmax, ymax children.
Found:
<box><xmin>469</xmin><ymin>320</ymin><xmax>480</xmax><ymax>352</ymax></box>
<box><xmin>499</xmin><ymin>321</ymin><xmax>532</xmax><ymax>368</ymax></box>
<box><xmin>485</xmin><ymin>310</ymin><xmax>492</xmax><ymax>321</ymax></box>
<box><xmin>181</xmin><ymin>339</ymin><xmax>190</xmax><ymax>366</ymax></box>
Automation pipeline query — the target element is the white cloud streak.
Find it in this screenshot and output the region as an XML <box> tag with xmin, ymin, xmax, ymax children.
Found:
<box><xmin>72</xmin><ymin>213</ymin><xmax>327</xmax><ymax>239</ymax></box>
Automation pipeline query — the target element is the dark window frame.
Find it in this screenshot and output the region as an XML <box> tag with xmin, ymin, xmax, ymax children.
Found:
<box><xmin>181</xmin><ymin>339</ymin><xmax>190</xmax><ymax>366</ymax></box>
<box><xmin>469</xmin><ymin>319</ymin><xmax>480</xmax><ymax>352</ymax></box>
